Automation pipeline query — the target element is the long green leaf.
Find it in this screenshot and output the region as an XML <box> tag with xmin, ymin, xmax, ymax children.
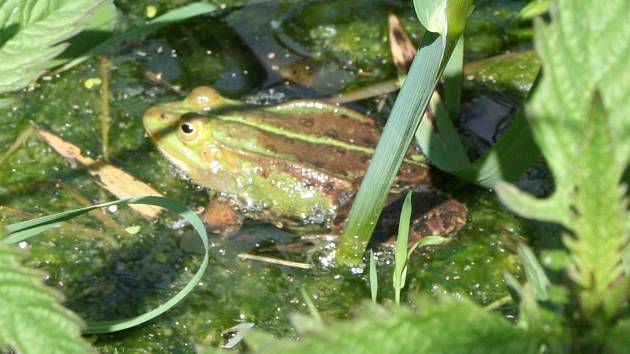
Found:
<box><xmin>337</xmin><ymin>0</ymin><xmax>472</xmax><ymax>265</ymax></box>
<box><xmin>442</xmin><ymin>35</ymin><xmax>463</xmax><ymax>118</ymax></box>
<box><xmin>2</xmin><ymin>196</ymin><xmax>209</xmax><ymax>334</ymax></box>
<box><xmin>0</xmin><ymin>243</ymin><xmax>93</xmax><ymax>354</ymax></box>
<box><xmin>450</xmin><ymin>107</ymin><xmax>540</xmax><ymax>188</ymax></box>
<box><xmin>58</xmin><ymin>2</ymin><xmax>217</xmax><ymax>72</ymax></box>
<box><xmin>417</xmin><ymin>71</ymin><xmax>541</xmax><ymax>189</ymax></box>
<box><xmin>0</xmin><ymin>0</ymin><xmax>103</xmax><ymax>94</ymax></box>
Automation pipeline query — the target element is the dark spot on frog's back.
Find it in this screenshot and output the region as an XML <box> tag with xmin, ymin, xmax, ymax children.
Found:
<box><xmin>325</xmin><ymin>129</ymin><xmax>339</xmax><ymax>138</ymax></box>
<box><xmin>361</xmin><ymin>136</ymin><xmax>376</xmax><ymax>146</ymax></box>
<box><xmin>335</xmin><ymin>147</ymin><xmax>346</xmax><ymax>156</ymax></box>
<box><xmin>299</xmin><ymin>117</ymin><xmax>315</xmax><ymax>128</ymax></box>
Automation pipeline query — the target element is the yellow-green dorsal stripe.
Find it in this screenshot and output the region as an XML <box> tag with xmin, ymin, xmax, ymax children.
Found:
<box><xmin>214</xmin><ymin>114</ymin><xmax>376</xmax><ymax>155</ymax></box>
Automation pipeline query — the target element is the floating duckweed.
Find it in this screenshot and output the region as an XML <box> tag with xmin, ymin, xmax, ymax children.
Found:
<box><xmin>83</xmin><ymin>78</ymin><xmax>102</xmax><ymax>89</ymax></box>
<box><xmin>146</xmin><ymin>5</ymin><xmax>157</xmax><ymax>18</ymax></box>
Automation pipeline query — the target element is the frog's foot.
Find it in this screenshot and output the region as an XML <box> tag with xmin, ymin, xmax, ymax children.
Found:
<box><xmin>376</xmin><ymin>192</ymin><xmax>467</xmax><ymax>245</ymax></box>
<box><xmin>408</xmin><ymin>198</ymin><xmax>467</xmax><ymax>243</ymax></box>
<box><xmin>202</xmin><ymin>198</ymin><xmax>244</xmax><ymax>237</ymax></box>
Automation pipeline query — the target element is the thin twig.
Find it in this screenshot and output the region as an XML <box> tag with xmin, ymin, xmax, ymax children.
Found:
<box><xmin>0</xmin><ymin>126</ymin><xmax>35</xmax><ymax>166</ymax></box>
<box><xmin>99</xmin><ymin>57</ymin><xmax>111</xmax><ymax>162</ymax></box>
<box><xmin>327</xmin><ymin>79</ymin><xmax>400</xmax><ymax>103</ymax></box>
<box><xmin>237</xmin><ymin>253</ymin><xmax>313</xmax><ymax>269</ymax></box>
<box><xmin>145</xmin><ymin>70</ymin><xmax>182</xmax><ymax>93</ymax></box>
<box><xmin>484</xmin><ymin>295</ymin><xmax>513</xmax><ymax>311</ymax></box>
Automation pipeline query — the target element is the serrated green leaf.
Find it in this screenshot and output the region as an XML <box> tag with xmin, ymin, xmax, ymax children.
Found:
<box><xmin>46</xmin><ymin>0</ymin><xmax>118</xmax><ymax>67</ymax></box>
<box><xmin>497</xmin><ymin>0</ymin><xmax>630</xmax><ymax>321</ymax></box>
<box><xmin>244</xmin><ymin>297</ymin><xmax>542</xmax><ymax>354</ymax></box>
<box><xmin>0</xmin><ymin>0</ymin><xmax>104</xmax><ymax>94</ymax></box>
<box><xmin>0</xmin><ymin>243</ymin><xmax>93</xmax><ymax>354</ymax></box>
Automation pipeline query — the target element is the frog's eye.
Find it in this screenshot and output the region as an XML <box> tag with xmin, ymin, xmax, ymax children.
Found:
<box><xmin>178</xmin><ymin>120</ymin><xmax>201</xmax><ymax>143</ymax></box>
<box><xmin>180</xmin><ymin>123</ymin><xmax>195</xmax><ymax>134</ymax></box>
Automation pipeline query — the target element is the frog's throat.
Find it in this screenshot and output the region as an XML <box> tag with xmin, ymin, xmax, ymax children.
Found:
<box><xmin>157</xmin><ymin>146</ymin><xmax>195</xmax><ymax>178</ymax></box>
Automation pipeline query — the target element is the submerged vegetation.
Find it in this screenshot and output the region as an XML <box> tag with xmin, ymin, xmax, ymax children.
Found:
<box><xmin>0</xmin><ymin>0</ymin><xmax>628</xmax><ymax>353</ymax></box>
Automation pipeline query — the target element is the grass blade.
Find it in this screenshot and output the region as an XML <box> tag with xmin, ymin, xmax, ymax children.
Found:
<box><xmin>369</xmin><ymin>250</ymin><xmax>378</xmax><ymax>303</ymax></box>
<box><xmin>300</xmin><ymin>288</ymin><xmax>322</xmax><ymax>323</ymax></box>
<box><xmin>2</xmin><ymin>196</ymin><xmax>209</xmax><ymax>334</ymax></box>
<box><xmin>393</xmin><ymin>193</ymin><xmax>412</xmax><ymax>305</ymax></box>
<box><xmin>408</xmin><ymin>235</ymin><xmax>448</xmax><ymax>256</ymax></box>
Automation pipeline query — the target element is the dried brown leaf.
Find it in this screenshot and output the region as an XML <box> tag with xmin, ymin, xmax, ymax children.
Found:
<box><xmin>388</xmin><ymin>12</ymin><xmax>416</xmax><ymax>74</ymax></box>
<box><xmin>34</xmin><ymin>125</ymin><xmax>163</xmax><ymax>218</ymax></box>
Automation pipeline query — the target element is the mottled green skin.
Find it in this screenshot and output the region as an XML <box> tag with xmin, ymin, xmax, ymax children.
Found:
<box><xmin>144</xmin><ymin>87</ymin><xmax>430</xmax><ymax>233</ymax></box>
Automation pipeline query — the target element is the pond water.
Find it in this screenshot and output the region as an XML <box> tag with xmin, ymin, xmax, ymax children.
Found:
<box><xmin>0</xmin><ymin>0</ymin><xmax>549</xmax><ymax>351</ymax></box>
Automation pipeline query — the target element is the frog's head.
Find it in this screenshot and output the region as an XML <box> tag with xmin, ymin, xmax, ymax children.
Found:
<box><xmin>143</xmin><ymin>87</ymin><xmax>233</xmax><ymax>178</ymax></box>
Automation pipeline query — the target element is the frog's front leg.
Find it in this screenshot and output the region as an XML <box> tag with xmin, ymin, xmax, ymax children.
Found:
<box><xmin>202</xmin><ymin>197</ymin><xmax>244</xmax><ymax>237</ymax></box>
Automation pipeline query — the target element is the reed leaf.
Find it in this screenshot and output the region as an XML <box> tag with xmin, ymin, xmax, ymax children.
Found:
<box><xmin>337</xmin><ymin>0</ymin><xmax>472</xmax><ymax>265</ymax></box>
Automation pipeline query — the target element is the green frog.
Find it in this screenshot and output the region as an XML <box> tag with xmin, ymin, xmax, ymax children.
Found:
<box><xmin>143</xmin><ymin>87</ymin><xmax>466</xmax><ymax>239</ymax></box>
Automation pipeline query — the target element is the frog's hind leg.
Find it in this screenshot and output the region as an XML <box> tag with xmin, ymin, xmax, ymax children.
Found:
<box><xmin>374</xmin><ymin>191</ymin><xmax>467</xmax><ymax>245</ymax></box>
<box><xmin>202</xmin><ymin>198</ymin><xmax>244</xmax><ymax>237</ymax></box>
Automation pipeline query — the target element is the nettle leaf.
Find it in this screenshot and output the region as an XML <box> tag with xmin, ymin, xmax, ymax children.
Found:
<box><xmin>245</xmin><ymin>297</ymin><xmax>542</xmax><ymax>354</ymax></box>
<box><xmin>0</xmin><ymin>243</ymin><xmax>92</xmax><ymax>354</ymax></box>
<box><xmin>497</xmin><ymin>0</ymin><xmax>630</xmax><ymax>319</ymax></box>
<box><xmin>0</xmin><ymin>0</ymin><xmax>104</xmax><ymax>94</ymax></box>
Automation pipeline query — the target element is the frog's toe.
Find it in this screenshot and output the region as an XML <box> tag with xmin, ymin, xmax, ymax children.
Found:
<box><xmin>202</xmin><ymin>199</ymin><xmax>244</xmax><ymax>237</ymax></box>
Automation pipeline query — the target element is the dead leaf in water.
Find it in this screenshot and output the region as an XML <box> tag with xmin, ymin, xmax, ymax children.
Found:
<box><xmin>388</xmin><ymin>12</ymin><xmax>416</xmax><ymax>74</ymax></box>
<box><xmin>34</xmin><ymin>124</ymin><xmax>164</xmax><ymax>219</ymax></box>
